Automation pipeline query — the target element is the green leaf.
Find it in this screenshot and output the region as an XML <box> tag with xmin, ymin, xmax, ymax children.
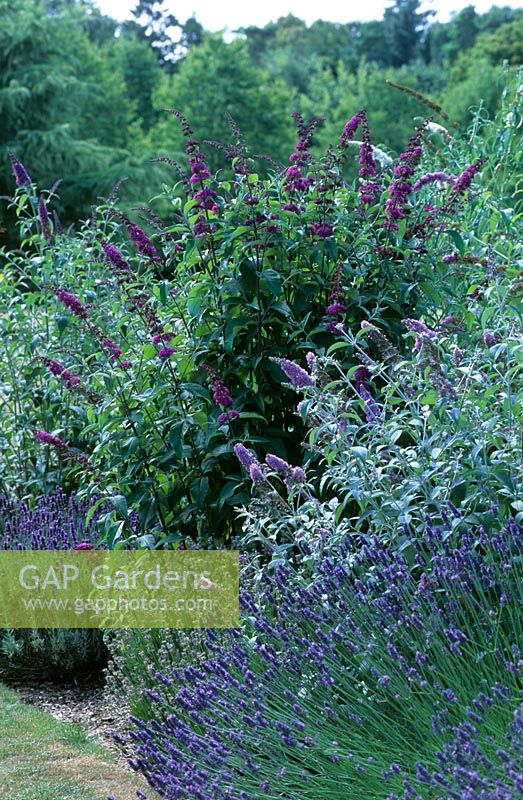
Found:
<box><xmin>447</xmin><ymin>229</ymin><xmax>465</xmax><ymax>254</ymax></box>
<box><xmin>260</xmin><ymin>269</ymin><xmax>282</xmax><ymax>298</ymax></box>
<box><xmin>190</xmin><ymin>477</ymin><xmax>209</xmax><ymax>506</ymax></box>
<box><xmin>85</xmin><ymin>496</ymin><xmax>107</xmax><ymax>526</ymax></box>
<box><xmin>420</xmin><ymin>389</ymin><xmax>439</xmax><ymax>405</ymax></box>
<box><xmin>143</xmin><ymin>343</ymin><xmax>157</xmax><ymax>360</ymax></box>
<box><xmin>112</xmin><ymin>495</ymin><xmax>128</xmax><ymax>518</ymax></box>
<box><xmin>56</xmin><ymin>316</ymin><xmax>69</xmax><ymax>334</ymax></box>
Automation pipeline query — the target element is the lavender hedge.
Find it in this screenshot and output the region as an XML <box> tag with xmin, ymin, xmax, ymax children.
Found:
<box><xmin>0</xmin><ymin>488</ymin><xmax>105</xmax><ymax>550</ymax></box>
<box><xmin>116</xmin><ymin>515</ymin><xmax>523</xmax><ymax>800</ymax></box>
<box><xmin>0</xmin><ymin>489</ymin><xmax>107</xmax><ymax>682</ymax></box>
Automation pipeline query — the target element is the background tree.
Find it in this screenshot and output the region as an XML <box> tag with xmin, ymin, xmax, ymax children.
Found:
<box><xmin>300</xmin><ymin>60</ymin><xmax>425</xmax><ymax>156</ymax></box>
<box><xmin>113</xmin><ymin>33</ymin><xmax>161</xmax><ymax>132</ymax></box>
<box><xmin>125</xmin><ymin>0</ymin><xmax>203</xmax><ymax>71</ymax></box>
<box><xmin>145</xmin><ymin>35</ymin><xmax>295</xmax><ymax>170</ymax></box>
<box><xmin>442</xmin><ymin>16</ymin><xmax>523</xmax><ymax>123</ymax></box>
<box><xmin>382</xmin><ymin>0</ymin><xmax>434</xmax><ymax>66</ymax></box>
<box><xmin>0</xmin><ymin>0</ymin><xmax>153</xmax><ymax>245</ymax></box>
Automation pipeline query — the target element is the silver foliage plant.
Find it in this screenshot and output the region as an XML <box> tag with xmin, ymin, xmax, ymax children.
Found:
<box><xmin>236</xmin><ymin>268</ymin><xmax>523</xmax><ymax>574</ymax></box>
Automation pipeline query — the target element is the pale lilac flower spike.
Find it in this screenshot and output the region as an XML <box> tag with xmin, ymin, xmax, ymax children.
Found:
<box><xmin>306</xmin><ymin>352</ymin><xmax>316</xmax><ymax>370</ymax></box>
<box><xmin>271</xmin><ymin>358</ymin><xmax>315</xmax><ymax>388</ymax></box>
<box><xmin>234</xmin><ymin>444</ymin><xmax>257</xmax><ymax>470</ymax></box>
<box><xmin>291</xmin><ymin>467</ymin><xmax>307</xmax><ymax>484</ymax></box>
<box><xmin>249</xmin><ymin>463</ymin><xmax>266</xmax><ymax>486</ymax></box>
<box><xmin>265</xmin><ymin>454</ymin><xmax>291</xmax><ymax>475</ymax></box>
<box><xmin>402</xmin><ymin>318</ymin><xmax>436</xmax><ymax>338</ymax></box>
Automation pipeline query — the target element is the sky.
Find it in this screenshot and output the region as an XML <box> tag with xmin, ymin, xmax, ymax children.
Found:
<box><xmin>95</xmin><ymin>0</ymin><xmax>523</xmax><ymax>29</ymax></box>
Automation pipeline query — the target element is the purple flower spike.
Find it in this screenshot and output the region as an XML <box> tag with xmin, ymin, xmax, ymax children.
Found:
<box><xmin>192</xmin><ymin>216</ymin><xmax>209</xmax><ymax>238</ymax></box>
<box><xmin>40</xmin><ymin>358</ymin><xmax>81</xmax><ymax>390</ymax></box>
<box><xmin>453</xmin><ymin>159</ymin><xmax>485</xmax><ymax>195</ymax></box>
<box><xmin>126</xmin><ymin>222</ymin><xmax>159</xmax><ymax>259</ymax></box>
<box><xmin>309</xmin><ymin>222</ymin><xmax>333</xmax><ymax>238</ymax></box>
<box><xmin>151</xmin><ymin>332</ymin><xmax>172</xmax><ymax>345</ymax></box>
<box><xmin>249</xmin><ymin>463</ymin><xmax>267</xmax><ymax>486</ymax></box>
<box><xmin>358</xmin><ymin>116</ymin><xmax>379</xmax><ymax>207</ymax></box>
<box><xmin>234</xmin><ymin>444</ymin><xmax>257</xmax><ymax>470</ymax></box>
<box><xmin>102</xmin><ymin>338</ymin><xmax>123</xmax><ymax>361</ymax></box>
<box><xmin>326</xmin><ymin>303</ymin><xmax>346</xmax><ymax>315</ymax></box>
<box><xmin>157</xmin><ymin>346</ymin><xmax>176</xmax><ymax>359</ymax></box>
<box><xmin>265</xmin><ymin>454</ymin><xmax>291</xmax><ymax>475</ymax></box>
<box><xmin>306</xmin><ymin>352</ymin><xmax>316</xmax><ymax>370</ymax></box>
<box><xmin>9</xmin><ymin>153</ymin><xmax>32</xmax><ymax>186</ymax></box>
<box><xmin>272</xmin><ymin>358</ymin><xmax>315</xmax><ymax>388</ymax></box>
<box><xmin>384</xmin><ymin>130</ymin><xmax>424</xmax><ymax>229</ymax></box>
<box><xmin>54</xmin><ymin>289</ymin><xmax>89</xmax><ymax>320</ymax></box>
<box><xmin>102</xmin><ymin>243</ymin><xmax>130</xmax><ymax>271</ymax></box>
<box><xmin>217</xmin><ymin>409</ymin><xmax>240</xmax><ymax>425</ymax></box>
<box><xmin>412</xmin><ymin>172</ymin><xmax>456</xmax><ymax>191</ymax></box>
<box><xmin>74</xmin><ymin>542</ymin><xmax>94</xmax><ymax>550</ymax></box>
<box><xmin>353</xmin><ymin>365</ymin><xmax>371</xmax><ymax>391</ymax></box>
<box><xmin>325</xmin><ymin>264</ymin><xmax>348</xmax><ymax>334</ymax></box>
<box><xmin>212</xmin><ymin>379</ymin><xmax>233</xmax><ymax>408</ymax></box>
<box><xmin>403</xmin><ymin>318</ymin><xmax>436</xmax><ymax>338</ymax></box>
<box><xmin>359</xmin><ymin>385</ymin><xmax>381</xmax><ymax>423</ymax></box>
<box><xmin>32</xmin><ymin>430</ymin><xmax>94</xmax><ymax>472</ymax></box>
<box><xmin>37</xmin><ymin>195</ymin><xmax>52</xmax><ymax>240</ymax></box>
<box><xmin>339</xmin><ymin>110</ymin><xmax>365</xmax><ymax>147</ymax></box>
<box><xmin>202</xmin><ymin>366</ymin><xmax>234</xmax><ymax>408</ymax></box>
<box><xmin>291</xmin><ymin>467</ymin><xmax>307</xmax><ymax>484</ymax></box>
<box><xmin>33</xmin><ymin>430</ymin><xmax>68</xmax><ymax>449</ymax></box>
<box><xmin>483</xmin><ymin>331</ymin><xmax>498</xmax><ymax>346</ymax></box>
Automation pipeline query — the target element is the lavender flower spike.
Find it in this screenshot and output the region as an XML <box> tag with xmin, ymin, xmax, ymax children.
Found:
<box><xmin>291</xmin><ymin>467</ymin><xmax>307</xmax><ymax>484</ymax></box>
<box><xmin>359</xmin><ymin>385</ymin><xmax>381</xmax><ymax>423</ymax></box>
<box><xmin>412</xmin><ymin>172</ymin><xmax>456</xmax><ymax>191</ymax></box>
<box><xmin>271</xmin><ymin>358</ymin><xmax>315</xmax><ymax>388</ymax></box>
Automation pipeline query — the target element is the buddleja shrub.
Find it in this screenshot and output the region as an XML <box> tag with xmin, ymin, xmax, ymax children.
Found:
<box><xmin>3</xmin><ymin>107</ymin><xmax>490</xmax><ymax>543</ymax></box>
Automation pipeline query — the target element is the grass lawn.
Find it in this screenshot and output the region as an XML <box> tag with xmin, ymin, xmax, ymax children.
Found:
<box><xmin>0</xmin><ymin>684</ymin><xmax>153</xmax><ymax>800</ymax></box>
